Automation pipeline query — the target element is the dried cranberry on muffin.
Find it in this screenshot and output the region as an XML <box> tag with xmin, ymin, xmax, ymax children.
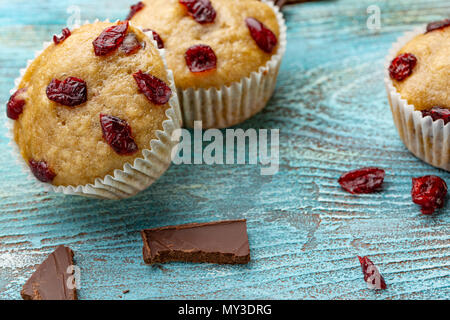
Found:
<box><xmin>7</xmin><ymin>22</ymin><xmax>179</xmax><ymax>197</ymax></box>
<box><xmin>385</xmin><ymin>19</ymin><xmax>450</xmax><ymax>171</ymax></box>
<box><xmin>128</xmin><ymin>0</ymin><xmax>286</xmax><ymax>128</ymax></box>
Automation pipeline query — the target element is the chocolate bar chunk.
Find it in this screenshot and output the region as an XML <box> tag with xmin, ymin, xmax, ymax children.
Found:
<box><xmin>141</xmin><ymin>219</ymin><xmax>250</xmax><ymax>264</ymax></box>
<box><xmin>21</xmin><ymin>245</ymin><xmax>77</xmax><ymax>300</ymax></box>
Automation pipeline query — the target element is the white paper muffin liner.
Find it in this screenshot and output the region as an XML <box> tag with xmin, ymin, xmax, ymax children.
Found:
<box><xmin>145</xmin><ymin>0</ymin><xmax>287</xmax><ymax>129</ymax></box>
<box><xmin>384</xmin><ymin>25</ymin><xmax>450</xmax><ymax>171</ymax></box>
<box><xmin>5</xmin><ymin>20</ymin><xmax>183</xmax><ymax>200</ymax></box>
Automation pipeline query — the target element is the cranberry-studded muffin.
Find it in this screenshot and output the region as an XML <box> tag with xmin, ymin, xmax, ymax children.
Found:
<box><xmin>128</xmin><ymin>0</ymin><xmax>286</xmax><ymax>128</ymax></box>
<box><xmin>385</xmin><ymin>19</ymin><xmax>450</xmax><ymax>171</ymax></box>
<box><xmin>6</xmin><ymin>21</ymin><xmax>181</xmax><ymax>199</ymax></box>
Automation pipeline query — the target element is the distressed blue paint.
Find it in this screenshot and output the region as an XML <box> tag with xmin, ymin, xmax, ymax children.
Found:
<box><xmin>0</xmin><ymin>0</ymin><xmax>449</xmax><ymax>300</ymax></box>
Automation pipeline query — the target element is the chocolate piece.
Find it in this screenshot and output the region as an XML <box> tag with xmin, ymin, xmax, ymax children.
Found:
<box><xmin>21</xmin><ymin>245</ymin><xmax>77</xmax><ymax>300</ymax></box>
<box><xmin>141</xmin><ymin>220</ymin><xmax>250</xmax><ymax>264</ymax></box>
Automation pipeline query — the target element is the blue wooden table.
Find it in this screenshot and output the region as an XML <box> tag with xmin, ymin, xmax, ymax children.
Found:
<box><xmin>0</xmin><ymin>0</ymin><xmax>449</xmax><ymax>300</ymax></box>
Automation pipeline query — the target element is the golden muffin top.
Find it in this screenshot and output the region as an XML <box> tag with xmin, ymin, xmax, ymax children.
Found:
<box><xmin>10</xmin><ymin>22</ymin><xmax>173</xmax><ymax>186</ymax></box>
<box><xmin>389</xmin><ymin>22</ymin><xmax>450</xmax><ymax>111</ymax></box>
<box><xmin>130</xmin><ymin>0</ymin><xmax>280</xmax><ymax>89</ymax></box>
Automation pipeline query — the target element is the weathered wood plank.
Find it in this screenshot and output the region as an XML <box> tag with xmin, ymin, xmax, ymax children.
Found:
<box><xmin>0</xmin><ymin>0</ymin><xmax>448</xmax><ymax>299</ymax></box>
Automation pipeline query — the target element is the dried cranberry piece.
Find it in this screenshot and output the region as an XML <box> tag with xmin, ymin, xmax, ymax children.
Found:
<box><xmin>53</xmin><ymin>28</ymin><xmax>71</xmax><ymax>45</ymax></box>
<box><xmin>184</xmin><ymin>44</ymin><xmax>217</xmax><ymax>73</ymax></box>
<box><xmin>389</xmin><ymin>53</ymin><xmax>417</xmax><ymax>81</ymax></box>
<box><xmin>29</xmin><ymin>159</ymin><xmax>56</xmax><ymax>183</ymax></box>
<box><xmin>246</xmin><ymin>17</ymin><xmax>278</xmax><ymax>54</ymax></box>
<box><xmin>421</xmin><ymin>107</ymin><xmax>450</xmax><ymax>125</ymax></box>
<box><xmin>358</xmin><ymin>256</ymin><xmax>387</xmax><ymax>290</ymax></box>
<box><xmin>6</xmin><ymin>88</ymin><xmax>26</xmax><ymax>120</ymax></box>
<box><xmin>100</xmin><ymin>114</ymin><xmax>138</xmax><ymax>155</ymax></box>
<box><xmin>133</xmin><ymin>70</ymin><xmax>172</xmax><ymax>105</ymax></box>
<box><xmin>338</xmin><ymin>167</ymin><xmax>385</xmax><ymax>194</ymax></box>
<box><xmin>179</xmin><ymin>0</ymin><xmax>216</xmax><ymax>24</ymax></box>
<box><xmin>126</xmin><ymin>1</ymin><xmax>145</xmax><ymax>21</ymax></box>
<box><xmin>411</xmin><ymin>175</ymin><xmax>447</xmax><ymax>215</ymax></box>
<box><xmin>426</xmin><ymin>19</ymin><xmax>450</xmax><ymax>33</ymax></box>
<box><xmin>93</xmin><ymin>21</ymin><xmax>129</xmax><ymax>56</ymax></box>
<box><xmin>46</xmin><ymin>77</ymin><xmax>87</xmax><ymax>107</ymax></box>
<box><xmin>143</xmin><ymin>29</ymin><xmax>164</xmax><ymax>49</ymax></box>
<box><xmin>120</xmin><ymin>33</ymin><xmax>142</xmax><ymax>55</ymax></box>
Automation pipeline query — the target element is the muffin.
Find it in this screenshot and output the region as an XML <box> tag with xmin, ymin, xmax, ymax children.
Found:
<box><xmin>6</xmin><ymin>21</ymin><xmax>181</xmax><ymax>199</ymax></box>
<box><xmin>385</xmin><ymin>19</ymin><xmax>450</xmax><ymax>171</ymax></box>
<box><xmin>128</xmin><ymin>0</ymin><xmax>287</xmax><ymax>128</ymax></box>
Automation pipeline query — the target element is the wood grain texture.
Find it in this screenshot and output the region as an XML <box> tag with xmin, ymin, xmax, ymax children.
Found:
<box><xmin>0</xmin><ymin>0</ymin><xmax>449</xmax><ymax>300</ymax></box>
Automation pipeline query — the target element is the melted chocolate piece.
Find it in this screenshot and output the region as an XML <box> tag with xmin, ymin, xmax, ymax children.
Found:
<box><xmin>21</xmin><ymin>245</ymin><xmax>77</xmax><ymax>300</ymax></box>
<box><xmin>141</xmin><ymin>220</ymin><xmax>250</xmax><ymax>264</ymax></box>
